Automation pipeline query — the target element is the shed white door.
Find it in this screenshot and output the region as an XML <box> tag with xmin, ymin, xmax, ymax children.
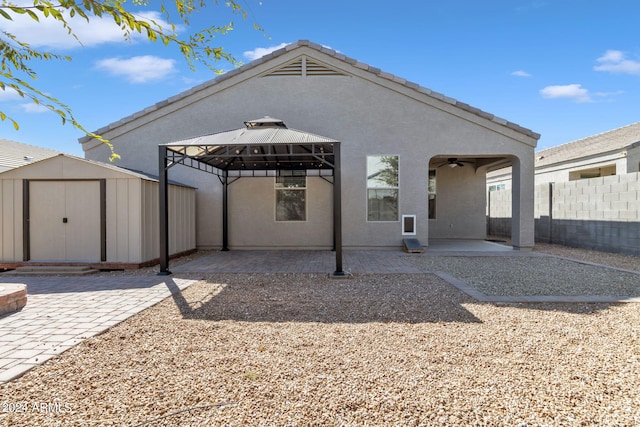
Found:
<box><xmin>29</xmin><ymin>181</ymin><xmax>101</xmax><ymax>261</ymax></box>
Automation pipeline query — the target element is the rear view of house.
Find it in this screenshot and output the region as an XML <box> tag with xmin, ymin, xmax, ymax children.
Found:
<box><xmin>79</xmin><ymin>40</ymin><xmax>539</xmax><ymax>255</ymax></box>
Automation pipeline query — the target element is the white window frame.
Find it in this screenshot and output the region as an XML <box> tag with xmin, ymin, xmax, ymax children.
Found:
<box><xmin>428</xmin><ymin>168</ymin><xmax>437</xmax><ymax>220</ymax></box>
<box><xmin>402</xmin><ymin>214</ymin><xmax>416</xmax><ymax>235</ymax></box>
<box><xmin>366</xmin><ymin>155</ymin><xmax>399</xmax><ymax>222</ymax></box>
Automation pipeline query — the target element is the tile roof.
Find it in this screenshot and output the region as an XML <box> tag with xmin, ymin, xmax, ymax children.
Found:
<box><xmin>536</xmin><ymin>122</ymin><xmax>640</xmax><ymax>167</ymax></box>
<box><xmin>79</xmin><ymin>40</ymin><xmax>540</xmax><ymax>144</ymax></box>
<box><xmin>0</xmin><ymin>138</ymin><xmax>60</xmax><ymax>172</ymax></box>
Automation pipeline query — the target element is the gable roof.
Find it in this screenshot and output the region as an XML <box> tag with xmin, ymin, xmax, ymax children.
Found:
<box><xmin>79</xmin><ymin>40</ymin><xmax>539</xmax><ymax>145</ymax></box>
<box><xmin>536</xmin><ymin>122</ymin><xmax>640</xmax><ymax>167</ymax></box>
<box><xmin>0</xmin><ymin>138</ymin><xmax>60</xmax><ymax>172</ymax></box>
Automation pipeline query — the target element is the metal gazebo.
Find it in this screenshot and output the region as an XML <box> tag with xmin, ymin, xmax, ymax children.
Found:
<box><xmin>158</xmin><ymin>117</ymin><xmax>344</xmax><ymax>275</ymax></box>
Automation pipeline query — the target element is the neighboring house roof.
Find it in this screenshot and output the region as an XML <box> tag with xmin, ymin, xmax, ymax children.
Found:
<box><xmin>79</xmin><ymin>40</ymin><xmax>540</xmax><ymax>145</ymax></box>
<box><xmin>536</xmin><ymin>122</ymin><xmax>640</xmax><ymax>168</ymax></box>
<box><xmin>0</xmin><ymin>138</ymin><xmax>60</xmax><ymax>172</ymax></box>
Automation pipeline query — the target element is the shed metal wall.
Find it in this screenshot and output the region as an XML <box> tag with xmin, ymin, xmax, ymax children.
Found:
<box><xmin>140</xmin><ymin>180</ymin><xmax>196</xmax><ymax>261</ymax></box>
<box><xmin>0</xmin><ymin>179</ymin><xmax>23</xmax><ymax>261</ymax></box>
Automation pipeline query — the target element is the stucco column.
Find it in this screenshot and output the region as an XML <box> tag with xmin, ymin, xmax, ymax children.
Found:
<box><xmin>511</xmin><ymin>155</ymin><xmax>535</xmax><ymax>250</ymax></box>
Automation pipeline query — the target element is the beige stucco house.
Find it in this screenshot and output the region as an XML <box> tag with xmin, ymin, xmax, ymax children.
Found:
<box><xmin>0</xmin><ymin>154</ymin><xmax>195</xmax><ymax>268</ymax></box>
<box><xmin>80</xmin><ymin>40</ymin><xmax>539</xmax><ymax>259</ymax></box>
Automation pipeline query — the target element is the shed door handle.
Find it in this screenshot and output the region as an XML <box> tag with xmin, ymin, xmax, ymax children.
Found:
<box><xmin>63</xmin><ymin>217</ymin><xmax>68</xmax><ymax>223</ymax></box>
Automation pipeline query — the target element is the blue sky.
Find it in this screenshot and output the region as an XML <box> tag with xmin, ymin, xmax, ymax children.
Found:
<box><xmin>1</xmin><ymin>0</ymin><xmax>639</xmax><ymax>156</ymax></box>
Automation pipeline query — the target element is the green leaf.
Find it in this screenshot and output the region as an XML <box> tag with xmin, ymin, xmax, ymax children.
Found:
<box><xmin>0</xmin><ymin>9</ymin><xmax>13</xmax><ymax>20</ymax></box>
<box><xmin>0</xmin><ymin>0</ymin><xmax>266</xmax><ymax>159</ymax></box>
<box><xmin>9</xmin><ymin>7</ymin><xmax>26</xmax><ymax>15</ymax></box>
<box><xmin>25</xmin><ymin>9</ymin><xmax>40</xmax><ymax>22</ymax></box>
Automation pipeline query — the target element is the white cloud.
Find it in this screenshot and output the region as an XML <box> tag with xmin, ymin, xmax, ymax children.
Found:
<box><xmin>2</xmin><ymin>9</ymin><xmax>174</xmax><ymax>49</ymax></box>
<box><xmin>540</xmin><ymin>84</ymin><xmax>592</xmax><ymax>103</ymax></box>
<box><xmin>594</xmin><ymin>90</ymin><xmax>624</xmax><ymax>98</ymax></box>
<box><xmin>511</xmin><ymin>70</ymin><xmax>532</xmax><ymax>77</ymax></box>
<box><xmin>597</xmin><ymin>50</ymin><xmax>624</xmax><ymax>63</ymax></box>
<box><xmin>95</xmin><ymin>56</ymin><xmax>176</xmax><ymax>83</ymax></box>
<box><xmin>0</xmin><ymin>87</ymin><xmax>23</xmax><ymax>102</ymax></box>
<box><xmin>594</xmin><ymin>50</ymin><xmax>640</xmax><ymax>75</ymax></box>
<box><xmin>243</xmin><ymin>43</ymin><xmax>290</xmax><ymax>61</ymax></box>
<box><xmin>243</xmin><ymin>42</ymin><xmax>336</xmax><ymax>61</ymax></box>
<box><xmin>20</xmin><ymin>103</ymin><xmax>51</xmax><ymax>113</ymax></box>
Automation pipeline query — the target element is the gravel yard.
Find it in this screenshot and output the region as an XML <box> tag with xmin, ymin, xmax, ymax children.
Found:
<box><xmin>1</xmin><ymin>244</ymin><xmax>639</xmax><ymax>426</ymax></box>
<box><xmin>407</xmin><ymin>256</ymin><xmax>640</xmax><ymax>297</ymax></box>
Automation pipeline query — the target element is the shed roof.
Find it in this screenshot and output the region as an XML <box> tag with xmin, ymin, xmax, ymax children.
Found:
<box><xmin>536</xmin><ymin>122</ymin><xmax>640</xmax><ymax>167</ymax></box>
<box><xmin>0</xmin><ymin>153</ymin><xmax>194</xmax><ymax>187</ymax></box>
<box><xmin>0</xmin><ymin>138</ymin><xmax>60</xmax><ymax>172</ymax></box>
<box><xmin>80</xmin><ymin>40</ymin><xmax>539</xmax><ymax>145</ymax></box>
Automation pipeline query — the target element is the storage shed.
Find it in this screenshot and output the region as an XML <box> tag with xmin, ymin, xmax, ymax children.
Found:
<box><xmin>0</xmin><ymin>154</ymin><xmax>196</xmax><ymax>269</ymax></box>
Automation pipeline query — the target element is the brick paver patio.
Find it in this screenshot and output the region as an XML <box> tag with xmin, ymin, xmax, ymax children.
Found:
<box><xmin>0</xmin><ymin>276</ymin><xmax>198</xmax><ymax>383</ymax></box>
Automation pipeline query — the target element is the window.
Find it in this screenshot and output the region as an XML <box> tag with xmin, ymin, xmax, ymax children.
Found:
<box><xmin>568</xmin><ymin>165</ymin><xmax>616</xmax><ymax>181</ymax></box>
<box><xmin>367</xmin><ymin>155</ymin><xmax>398</xmax><ymax>221</ymax></box>
<box><xmin>428</xmin><ymin>169</ymin><xmax>436</xmax><ymax>219</ymax></box>
<box><xmin>276</xmin><ymin>172</ymin><xmax>306</xmax><ymax>221</ymax></box>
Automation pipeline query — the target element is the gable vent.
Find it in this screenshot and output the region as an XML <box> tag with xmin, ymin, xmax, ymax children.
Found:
<box><xmin>263</xmin><ymin>56</ymin><xmax>347</xmax><ymax>77</ymax></box>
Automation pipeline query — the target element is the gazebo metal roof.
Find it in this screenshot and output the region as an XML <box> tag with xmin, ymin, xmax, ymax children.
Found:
<box><xmin>158</xmin><ymin>117</ymin><xmax>344</xmax><ymax>275</ymax></box>
<box><xmin>164</xmin><ymin>117</ymin><xmax>338</xmax><ymax>172</ymax></box>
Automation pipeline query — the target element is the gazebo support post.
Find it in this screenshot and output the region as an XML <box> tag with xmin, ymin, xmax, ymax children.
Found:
<box><xmin>222</xmin><ymin>170</ymin><xmax>229</xmax><ymax>251</ymax></box>
<box><xmin>158</xmin><ymin>145</ymin><xmax>171</xmax><ymax>275</ymax></box>
<box><xmin>333</xmin><ymin>142</ymin><xmax>344</xmax><ymax>276</ymax></box>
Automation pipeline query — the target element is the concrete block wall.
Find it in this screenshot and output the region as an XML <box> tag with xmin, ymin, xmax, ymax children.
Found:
<box><xmin>487</xmin><ymin>172</ymin><xmax>640</xmax><ymax>254</ymax></box>
<box><xmin>534</xmin><ymin>183</ymin><xmax>551</xmax><ymax>242</ymax></box>
<box><xmin>487</xmin><ymin>188</ymin><xmax>511</xmax><ymax>236</ymax></box>
<box><xmin>551</xmin><ymin>173</ymin><xmax>640</xmax><ymax>222</ymax></box>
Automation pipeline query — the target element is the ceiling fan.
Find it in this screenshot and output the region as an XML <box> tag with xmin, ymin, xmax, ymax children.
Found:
<box><xmin>435</xmin><ymin>158</ymin><xmax>474</xmax><ymax>168</ymax></box>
